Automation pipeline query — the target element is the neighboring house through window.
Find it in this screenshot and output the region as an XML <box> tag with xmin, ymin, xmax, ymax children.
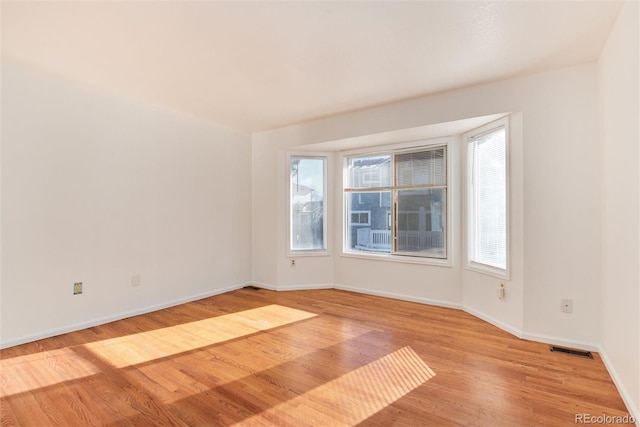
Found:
<box><xmin>343</xmin><ymin>142</ymin><xmax>448</xmax><ymax>260</ymax></box>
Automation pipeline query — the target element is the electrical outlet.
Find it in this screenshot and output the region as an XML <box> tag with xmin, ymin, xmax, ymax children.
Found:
<box><xmin>290</xmin><ymin>259</ymin><xmax>296</xmax><ymax>267</ymax></box>
<box><xmin>73</xmin><ymin>282</ymin><xmax>83</xmax><ymax>295</ymax></box>
<box><xmin>497</xmin><ymin>283</ymin><xmax>505</xmax><ymax>300</ymax></box>
<box><xmin>561</xmin><ymin>298</ymin><xmax>573</xmax><ymax>313</ymax></box>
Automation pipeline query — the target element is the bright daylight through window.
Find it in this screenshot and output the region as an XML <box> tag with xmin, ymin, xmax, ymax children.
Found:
<box><xmin>290</xmin><ymin>156</ymin><xmax>326</xmax><ymax>252</ymax></box>
<box><xmin>344</xmin><ymin>145</ymin><xmax>447</xmax><ymax>259</ymax></box>
<box><xmin>467</xmin><ymin>120</ymin><xmax>508</xmax><ymax>273</ymax></box>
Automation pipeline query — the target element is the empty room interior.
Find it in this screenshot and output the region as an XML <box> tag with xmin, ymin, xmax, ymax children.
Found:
<box><xmin>1</xmin><ymin>1</ymin><xmax>639</xmax><ymax>426</ymax></box>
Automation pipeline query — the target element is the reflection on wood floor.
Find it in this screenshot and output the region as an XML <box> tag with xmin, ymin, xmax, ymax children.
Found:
<box><xmin>0</xmin><ymin>288</ymin><xmax>632</xmax><ymax>426</ymax></box>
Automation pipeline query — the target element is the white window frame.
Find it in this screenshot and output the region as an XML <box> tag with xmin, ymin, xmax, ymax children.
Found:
<box><xmin>341</xmin><ymin>138</ymin><xmax>452</xmax><ymax>266</ymax></box>
<box><xmin>288</xmin><ymin>153</ymin><xmax>329</xmax><ymax>256</ymax></box>
<box><xmin>464</xmin><ymin>117</ymin><xmax>510</xmax><ymax>279</ymax></box>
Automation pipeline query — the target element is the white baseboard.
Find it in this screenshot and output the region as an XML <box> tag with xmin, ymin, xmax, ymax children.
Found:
<box><xmin>333</xmin><ymin>284</ymin><xmax>462</xmax><ymax>310</ymax></box>
<box><xmin>250</xmin><ymin>281</ymin><xmax>278</xmax><ymax>291</ymax></box>
<box><xmin>0</xmin><ymin>282</ymin><xmax>249</xmax><ymax>349</ymax></box>
<box><xmin>456</xmin><ymin>304</ymin><xmax>604</xmax><ymax>354</ymax></box>
<box><xmin>599</xmin><ymin>348</ymin><xmax>640</xmax><ymax>426</ymax></box>
<box><xmin>276</xmin><ymin>283</ymin><xmax>334</xmax><ymax>291</ymax></box>
<box><xmin>250</xmin><ymin>282</ymin><xmax>333</xmax><ymax>292</ymax></box>
<box><xmin>462</xmin><ymin>305</ymin><xmax>602</xmax><ymax>352</ymax></box>
<box><xmin>462</xmin><ymin>305</ymin><xmax>525</xmax><ymax>339</ymax></box>
<box><xmin>519</xmin><ymin>331</ymin><xmax>600</xmax><ymax>352</ymax></box>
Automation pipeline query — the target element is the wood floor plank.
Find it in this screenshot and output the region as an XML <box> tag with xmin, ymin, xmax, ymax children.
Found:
<box><xmin>0</xmin><ymin>288</ymin><xmax>633</xmax><ymax>426</ymax></box>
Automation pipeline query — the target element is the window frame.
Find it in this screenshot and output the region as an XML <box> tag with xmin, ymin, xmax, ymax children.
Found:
<box><xmin>288</xmin><ymin>153</ymin><xmax>329</xmax><ymax>257</ymax></box>
<box><xmin>341</xmin><ymin>138</ymin><xmax>452</xmax><ymax>266</ymax></box>
<box><xmin>464</xmin><ymin>117</ymin><xmax>510</xmax><ymax>279</ymax></box>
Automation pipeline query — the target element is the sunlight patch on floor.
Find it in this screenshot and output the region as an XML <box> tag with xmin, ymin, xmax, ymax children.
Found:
<box><xmin>1</xmin><ymin>305</ymin><xmax>316</xmax><ymax>398</ymax></box>
<box><xmin>0</xmin><ymin>348</ymin><xmax>101</xmax><ymax>397</ymax></box>
<box><xmin>234</xmin><ymin>346</ymin><xmax>435</xmax><ymax>426</ymax></box>
<box><xmin>84</xmin><ymin>305</ymin><xmax>317</xmax><ymax>368</ymax></box>
<box><xmin>135</xmin><ymin>316</ymin><xmax>373</xmax><ymax>403</ymax></box>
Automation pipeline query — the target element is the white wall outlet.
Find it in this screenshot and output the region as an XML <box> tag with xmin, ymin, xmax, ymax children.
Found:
<box><xmin>290</xmin><ymin>259</ymin><xmax>296</xmax><ymax>267</ymax></box>
<box><xmin>561</xmin><ymin>298</ymin><xmax>573</xmax><ymax>313</ymax></box>
<box><xmin>131</xmin><ymin>275</ymin><xmax>141</xmax><ymax>287</ymax></box>
<box><xmin>497</xmin><ymin>283</ymin><xmax>505</xmax><ymax>300</ymax></box>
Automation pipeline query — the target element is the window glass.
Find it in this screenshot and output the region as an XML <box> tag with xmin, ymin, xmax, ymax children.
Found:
<box><xmin>347</xmin><ymin>191</ymin><xmax>391</xmax><ymax>253</ymax></box>
<box><xmin>396</xmin><ymin>188</ymin><xmax>445</xmax><ymax>257</ymax></box>
<box><xmin>291</xmin><ymin>157</ymin><xmax>326</xmax><ymax>251</ymax></box>
<box><xmin>344</xmin><ymin>145</ymin><xmax>447</xmax><ymax>260</ymax></box>
<box><xmin>347</xmin><ymin>155</ymin><xmax>391</xmax><ymax>188</ymax></box>
<box><xmin>395</xmin><ymin>148</ymin><xmax>446</xmax><ymax>187</ymax></box>
<box><xmin>468</xmin><ymin>125</ymin><xmax>507</xmax><ymax>270</ymax></box>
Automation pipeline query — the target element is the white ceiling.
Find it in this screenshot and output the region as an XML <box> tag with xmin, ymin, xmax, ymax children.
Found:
<box><xmin>1</xmin><ymin>1</ymin><xmax>623</xmax><ymax>132</ymax></box>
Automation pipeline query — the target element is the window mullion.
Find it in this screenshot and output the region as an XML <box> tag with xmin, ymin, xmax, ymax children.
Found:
<box><xmin>392</xmin><ymin>191</ymin><xmax>398</xmax><ymax>253</ymax></box>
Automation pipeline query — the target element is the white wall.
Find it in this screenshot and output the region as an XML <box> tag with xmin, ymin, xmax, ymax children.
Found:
<box><xmin>518</xmin><ymin>67</ymin><xmax>602</xmax><ymax>347</ymax></box>
<box><xmin>1</xmin><ymin>62</ymin><xmax>252</xmax><ymax>347</ymax></box>
<box><xmin>598</xmin><ymin>0</ymin><xmax>640</xmax><ymax>419</ymax></box>
<box><xmin>252</xmin><ymin>64</ymin><xmax>602</xmax><ymax>349</ymax></box>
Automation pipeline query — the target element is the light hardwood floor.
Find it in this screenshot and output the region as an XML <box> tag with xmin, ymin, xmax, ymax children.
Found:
<box><xmin>0</xmin><ymin>288</ymin><xmax>633</xmax><ymax>426</ymax></box>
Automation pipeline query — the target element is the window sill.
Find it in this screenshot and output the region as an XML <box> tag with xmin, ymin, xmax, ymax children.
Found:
<box><xmin>465</xmin><ymin>262</ymin><xmax>510</xmax><ymax>280</ymax></box>
<box><xmin>288</xmin><ymin>250</ymin><xmax>331</xmax><ymax>258</ymax></box>
<box><xmin>340</xmin><ymin>251</ymin><xmax>452</xmax><ymax>267</ymax></box>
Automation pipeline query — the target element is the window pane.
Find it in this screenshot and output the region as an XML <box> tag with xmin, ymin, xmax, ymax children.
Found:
<box><xmin>347</xmin><ymin>191</ymin><xmax>391</xmax><ymax>253</ymax></box>
<box><xmin>344</xmin><ymin>143</ymin><xmax>448</xmax><ymax>260</ymax></box>
<box><xmin>396</xmin><ymin>148</ymin><xmax>446</xmax><ymax>187</ymax></box>
<box><xmin>291</xmin><ymin>157</ymin><xmax>325</xmax><ymax>250</ymax></box>
<box><xmin>471</xmin><ymin>128</ymin><xmax>506</xmax><ymax>269</ymax></box>
<box><xmin>347</xmin><ymin>155</ymin><xmax>391</xmax><ymax>188</ymax></box>
<box><xmin>396</xmin><ymin>189</ymin><xmax>445</xmax><ymax>257</ymax></box>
